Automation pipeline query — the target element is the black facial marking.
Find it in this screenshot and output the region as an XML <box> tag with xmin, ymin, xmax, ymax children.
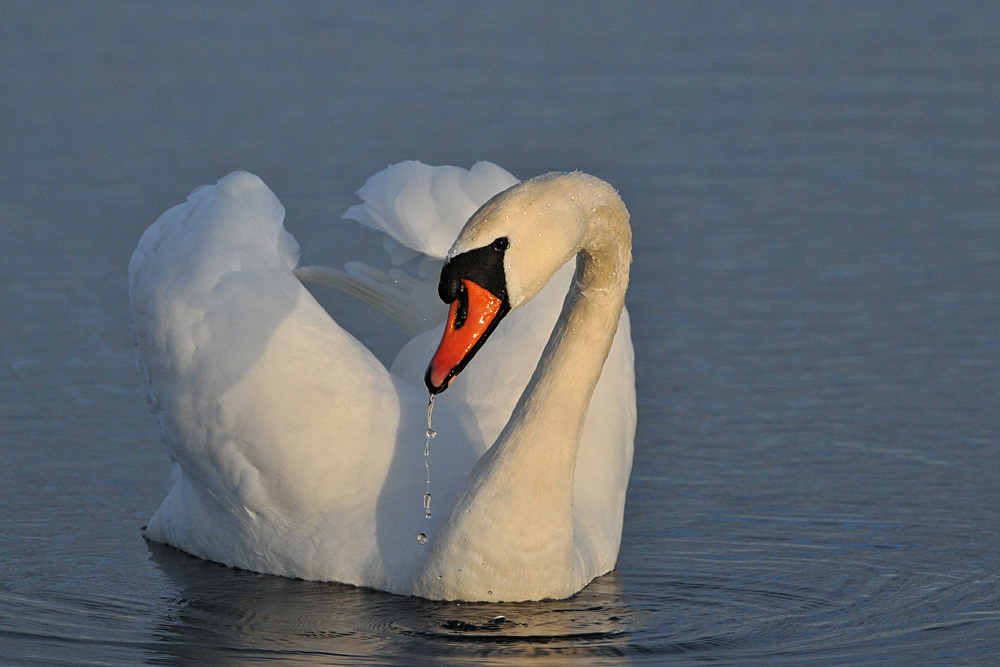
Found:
<box><xmin>453</xmin><ymin>285</ymin><xmax>469</xmax><ymax>329</ymax></box>
<box><xmin>438</xmin><ymin>236</ymin><xmax>510</xmax><ymax>305</ymax></box>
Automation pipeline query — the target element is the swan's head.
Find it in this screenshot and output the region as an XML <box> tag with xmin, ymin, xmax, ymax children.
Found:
<box><xmin>425</xmin><ymin>172</ymin><xmax>617</xmax><ymax>394</ymax></box>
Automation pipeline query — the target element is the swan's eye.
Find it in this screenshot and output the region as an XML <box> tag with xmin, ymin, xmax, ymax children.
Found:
<box><xmin>438</xmin><ymin>238</ymin><xmax>510</xmax><ymax>306</ymax></box>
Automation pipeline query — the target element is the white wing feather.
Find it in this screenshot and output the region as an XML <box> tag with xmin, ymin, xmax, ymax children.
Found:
<box><xmin>294</xmin><ymin>262</ymin><xmax>444</xmax><ymax>337</ymax></box>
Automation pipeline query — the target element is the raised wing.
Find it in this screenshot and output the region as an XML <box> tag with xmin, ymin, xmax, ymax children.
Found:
<box><xmin>296</xmin><ymin>161</ymin><xmax>520</xmax><ymax>335</ymax></box>
<box><xmin>130</xmin><ymin>172</ymin><xmax>417</xmax><ymax>584</ymax></box>
<box><xmin>343</xmin><ymin>160</ymin><xmax>520</xmax><ymax>262</ymax></box>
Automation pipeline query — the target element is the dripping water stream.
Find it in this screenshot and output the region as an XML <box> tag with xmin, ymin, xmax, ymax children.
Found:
<box><xmin>418</xmin><ymin>395</ymin><xmax>436</xmax><ymax>545</ymax></box>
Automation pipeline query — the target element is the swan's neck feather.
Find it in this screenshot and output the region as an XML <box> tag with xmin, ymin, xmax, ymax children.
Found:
<box><xmin>414</xmin><ymin>175</ymin><xmax>630</xmax><ymax>601</ymax></box>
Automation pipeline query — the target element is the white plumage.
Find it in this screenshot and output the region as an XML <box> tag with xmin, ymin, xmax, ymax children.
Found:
<box><xmin>130</xmin><ymin>161</ymin><xmax>635</xmax><ymax>601</ymax></box>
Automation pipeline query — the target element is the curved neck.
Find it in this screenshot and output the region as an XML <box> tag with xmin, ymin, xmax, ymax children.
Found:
<box><xmin>505</xmin><ymin>230</ymin><xmax>630</xmax><ymax>471</ymax></box>
<box><xmin>416</xmin><ymin>200</ymin><xmax>631</xmax><ymax>601</ymax></box>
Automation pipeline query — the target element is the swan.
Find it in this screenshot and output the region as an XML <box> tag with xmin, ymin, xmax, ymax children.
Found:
<box><xmin>129</xmin><ymin>161</ymin><xmax>635</xmax><ymax>602</ymax></box>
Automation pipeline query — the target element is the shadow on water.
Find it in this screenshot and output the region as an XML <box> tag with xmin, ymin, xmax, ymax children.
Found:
<box><xmin>143</xmin><ymin>541</ymin><xmax>638</xmax><ymax>666</ymax></box>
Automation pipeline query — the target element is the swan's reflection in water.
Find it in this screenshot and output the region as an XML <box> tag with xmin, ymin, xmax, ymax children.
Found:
<box><xmin>145</xmin><ymin>541</ymin><xmax>633</xmax><ymax>665</ymax></box>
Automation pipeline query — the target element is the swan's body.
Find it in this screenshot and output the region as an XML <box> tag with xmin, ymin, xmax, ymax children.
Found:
<box><xmin>130</xmin><ymin>162</ymin><xmax>634</xmax><ymax>601</ymax></box>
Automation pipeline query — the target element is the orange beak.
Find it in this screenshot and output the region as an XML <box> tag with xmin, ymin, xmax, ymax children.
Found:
<box><xmin>425</xmin><ymin>279</ymin><xmax>506</xmax><ymax>393</ymax></box>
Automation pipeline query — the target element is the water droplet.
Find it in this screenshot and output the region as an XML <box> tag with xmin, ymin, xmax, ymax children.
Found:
<box><xmin>417</xmin><ymin>533</ymin><xmax>427</xmax><ymax>544</ymax></box>
<box><xmin>488</xmin><ymin>590</ymin><xmax>493</xmax><ymax>595</ymax></box>
<box><xmin>423</xmin><ymin>395</ymin><xmax>436</xmax><ymax>519</ymax></box>
<box><xmin>458</xmin><ymin>569</ymin><xmax>463</xmax><ymax>573</ymax></box>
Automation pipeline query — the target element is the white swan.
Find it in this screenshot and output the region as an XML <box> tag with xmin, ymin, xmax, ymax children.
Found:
<box><xmin>129</xmin><ymin>162</ymin><xmax>635</xmax><ymax>602</ymax></box>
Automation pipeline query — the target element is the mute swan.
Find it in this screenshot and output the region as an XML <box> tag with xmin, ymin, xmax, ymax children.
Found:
<box><xmin>130</xmin><ymin>162</ymin><xmax>635</xmax><ymax>602</ymax></box>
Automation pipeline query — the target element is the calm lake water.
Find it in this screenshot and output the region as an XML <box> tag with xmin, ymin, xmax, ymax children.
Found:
<box><xmin>2</xmin><ymin>2</ymin><xmax>999</xmax><ymax>665</ymax></box>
